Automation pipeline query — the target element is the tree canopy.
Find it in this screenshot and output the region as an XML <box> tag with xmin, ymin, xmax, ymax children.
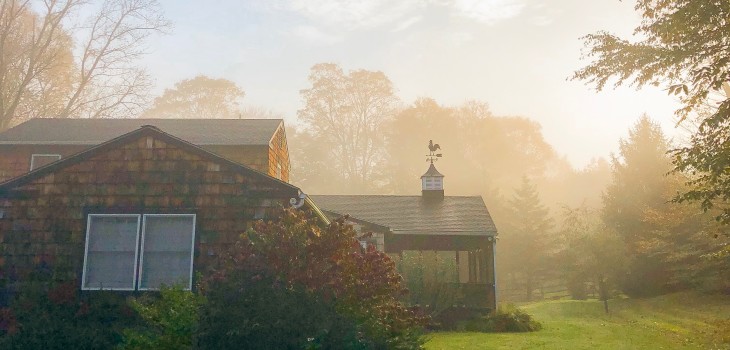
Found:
<box><xmin>297</xmin><ymin>63</ymin><xmax>399</xmax><ymax>193</ymax></box>
<box><xmin>573</xmin><ymin>0</ymin><xmax>730</xmax><ymax>225</ymax></box>
<box><xmin>142</xmin><ymin>75</ymin><xmax>246</xmax><ymax>119</ymax></box>
<box><xmin>0</xmin><ymin>0</ymin><xmax>169</xmax><ymax>130</ymax></box>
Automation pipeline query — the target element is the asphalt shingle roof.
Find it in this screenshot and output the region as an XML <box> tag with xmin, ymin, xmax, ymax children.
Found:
<box><xmin>309</xmin><ymin>195</ymin><xmax>497</xmax><ymax>236</ymax></box>
<box><xmin>0</xmin><ymin>118</ymin><xmax>283</xmax><ymax>145</ymax></box>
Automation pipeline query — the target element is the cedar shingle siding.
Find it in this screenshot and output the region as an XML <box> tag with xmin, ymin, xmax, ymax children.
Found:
<box><xmin>0</xmin><ymin>145</ymin><xmax>88</xmax><ymax>181</ymax></box>
<box><xmin>0</xmin><ymin>127</ymin><xmax>299</xmax><ymax>299</ymax></box>
<box><xmin>268</xmin><ymin>124</ymin><xmax>290</xmax><ymax>182</ymax></box>
<box><xmin>0</xmin><ymin>118</ymin><xmax>291</xmax><ymax>182</ymax></box>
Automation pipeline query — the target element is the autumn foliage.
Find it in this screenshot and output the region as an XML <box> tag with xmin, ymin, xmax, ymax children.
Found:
<box><xmin>198</xmin><ymin>208</ymin><xmax>428</xmax><ymax>348</ymax></box>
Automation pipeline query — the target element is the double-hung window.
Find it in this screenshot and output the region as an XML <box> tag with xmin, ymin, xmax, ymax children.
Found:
<box><xmin>82</xmin><ymin>214</ymin><xmax>196</xmax><ymax>291</ymax></box>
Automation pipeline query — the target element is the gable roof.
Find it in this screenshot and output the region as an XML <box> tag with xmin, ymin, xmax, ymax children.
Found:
<box><xmin>0</xmin><ymin>125</ymin><xmax>299</xmax><ymax>196</ymax></box>
<box><xmin>0</xmin><ymin>118</ymin><xmax>283</xmax><ymax>146</ymax></box>
<box><xmin>309</xmin><ymin>195</ymin><xmax>497</xmax><ymax>236</ymax></box>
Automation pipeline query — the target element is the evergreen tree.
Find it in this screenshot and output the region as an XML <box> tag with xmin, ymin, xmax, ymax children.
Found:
<box><xmin>603</xmin><ymin>115</ymin><xmax>730</xmax><ymax>294</ymax></box>
<box><xmin>602</xmin><ymin>116</ymin><xmax>673</xmax><ymax>296</ymax></box>
<box><xmin>573</xmin><ymin>0</ymin><xmax>730</xmax><ymax>225</ymax></box>
<box><xmin>500</xmin><ymin>176</ymin><xmax>554</xmax><ymax>301</ymax></box>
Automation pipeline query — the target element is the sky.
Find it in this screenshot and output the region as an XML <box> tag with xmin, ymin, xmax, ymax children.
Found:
<box><xmin>138</xmin><ymin>0</ymin><xmax>683</xmax><ymax>169</ymax></box>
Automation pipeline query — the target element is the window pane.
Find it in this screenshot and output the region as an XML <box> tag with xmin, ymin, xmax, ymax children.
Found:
<box><xmin>140</xmin><ymin>215</ymin><xmax>195</xmax><ymax>290</ymax></box>
<box><xmin>30</xmin><ymin>154</ymin><xmax>61</xmax><ymax>170</ymax></box>
<box><xmin>83</xmin><ymin>215</ymin><xmax>139</xmax><ymax>290</ymax></box>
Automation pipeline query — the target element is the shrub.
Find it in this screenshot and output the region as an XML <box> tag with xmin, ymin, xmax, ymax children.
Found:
<box><xmin>431</xmin><ymin>307</ymin><xmax>486</xmax><ymax>331</ymax></box>
<box><xmin>0</xmin><ymin>279</ymin><xmax>138</xmax><ymax>349</ymax></box>
<box><xmin>198</xmin><ymin>209</ymin><xmax>428</xmax><ymax>349</ymax></box>
<box><xmin>198</xmin><ymin>209</ymin><xmax>427</xmax><ymax>349</ymax></box>
<box><xmin>120</xmin><ymin>286</ymin><xmax>205</xmax><ymax>350</ymax></box>
<box><xmin>198</xmin><ymin>272</ymin><xmax>363</xmax><ymax>349</ymax></box>
<box><xmin>463</xmin><ymin>305</ymin><xmax>542</xmax><ymax>333</ymax></box>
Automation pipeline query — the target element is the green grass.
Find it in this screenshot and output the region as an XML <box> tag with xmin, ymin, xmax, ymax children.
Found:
<box><xmin>426</xmin><ymin>292</ymin><xmax>730</xmax><ymax>350</ymax></box>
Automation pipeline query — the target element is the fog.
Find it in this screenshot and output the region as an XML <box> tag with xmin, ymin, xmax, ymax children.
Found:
<box><xmin>1</xmin><ymin>0</ymin><xmax>728</xmax><ymax>317</ymax></box>
<box><xmin>140</xmin><ymin>0</ymin><xmax>682</xmax><ymax>168</ymax></box>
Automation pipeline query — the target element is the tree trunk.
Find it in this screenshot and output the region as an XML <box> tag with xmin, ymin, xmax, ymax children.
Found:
<box><xmin>598</xmin><ymin>274</ymin><xmax>609</xmax><ymax>314</ymax></box>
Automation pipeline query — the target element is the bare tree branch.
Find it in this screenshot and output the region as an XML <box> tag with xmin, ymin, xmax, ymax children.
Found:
<box><xmin>0</xmin><ymin>0</ymin><xmax>168</xmax><ymax>130</ymax></box>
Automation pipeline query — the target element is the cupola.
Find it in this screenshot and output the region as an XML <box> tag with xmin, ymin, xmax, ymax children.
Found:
<box><xmin>421</xmin><ymin>140</ymin><xmax>444</xmax><ymax>200</ymax></box>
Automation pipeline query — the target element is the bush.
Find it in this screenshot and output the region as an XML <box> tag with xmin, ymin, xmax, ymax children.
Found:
<box><xmin>463</xmin><ymin>305</ymin><xmax>542</xmax><ymax>333</ymax></box>
<box><xmin>0</xmin><ymin>279</ymin><xmax>138</xmax><ymax>349</ymax></box>
<box><xmin>198</xmin><ymin>209</ymin><xmax>428</xmax><ymax>349</ymax></box>
<box><xmin>199</xmin><ymin>272</ymin><xmax>364</xmax><ymax>349</ymax></box>
<box><xmin>120</xmin><ymin>286</ymin><xmax>204</xmax><ymax>349</ymax></box>
<box><xmin>431</xmin><ymin>307</ymin><xmax>486</xmax><ymax>331</ymax></box>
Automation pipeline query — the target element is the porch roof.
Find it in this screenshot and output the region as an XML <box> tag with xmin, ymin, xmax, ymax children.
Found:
<box><xmin>309</xmin><ymin>195</ymin><xmax>497</xmax><ymax>236</ymax></box>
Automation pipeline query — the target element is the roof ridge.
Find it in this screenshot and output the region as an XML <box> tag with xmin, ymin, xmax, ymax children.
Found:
<box><xmin>19</xmin><ymin>117</ymin><xmax>284</xmax><ymax>121</ymax></box>
<box><xmin>310</xmin><ymin>194</ymin><xmax>484</xmax><ymax>198</ymax></box>
<box><xmin>0</xmin><ymin>118</ymin><xmax>284</xmax><ymax>145</ymax></box>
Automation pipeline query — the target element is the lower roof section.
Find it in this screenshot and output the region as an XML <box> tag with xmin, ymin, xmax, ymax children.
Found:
<box><xmin>309</xmin><ymin>195</ymin><xmax>497</xmax><ymax>236</ymax></box>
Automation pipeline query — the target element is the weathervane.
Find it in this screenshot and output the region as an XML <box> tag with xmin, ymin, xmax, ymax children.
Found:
<box><xmin>426</xmin><ymin>140</ymin><xmax>442</xmax><ymax>164</ymax></box>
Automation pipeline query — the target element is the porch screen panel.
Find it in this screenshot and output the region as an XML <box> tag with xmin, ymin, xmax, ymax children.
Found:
<box><xmin>139</xmin><ymin>215</ymin><xmax>195</xmax><ymax>290</ymax></box>
<box><xmin>83</xmin><ymin>215</ymin><xmax>140</xmax><ymax>290</ymax></box>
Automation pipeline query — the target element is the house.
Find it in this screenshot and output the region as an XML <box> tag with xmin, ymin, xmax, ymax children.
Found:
<box><xmin>0</xmin><ymin>118</ymin><xmax>290</xmax><ymax>183</ymax></box>
<box><xmin>0</xmin><ymin>118</ymin><xmax>497</xmax><ymax>313</ymax></box>
<box><xmin>310</xmin><ymin>162</ymin><xmax>498</xmax><ymax>310</ymax></box>
<box><xmin>0</xmin><ymin>124</ymin><xmax>321</xmax><ymax>301</ymax></box>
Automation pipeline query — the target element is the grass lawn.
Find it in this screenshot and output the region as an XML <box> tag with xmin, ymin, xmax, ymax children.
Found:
<box><xmin>426</xmin><ymin>292</ymin><xmax>730</xmax><ymax>350</ymax></box>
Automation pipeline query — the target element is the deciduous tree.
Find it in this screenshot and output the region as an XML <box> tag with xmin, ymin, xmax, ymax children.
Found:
<box><xmin>639</xmin><ymin>174</ymin><xmax>730</xmax><ymax>291</ymax></box>
<box><xmin>0</xmin><ymin>0</ymin><xmax>76</xmax><ymax>129</ymax></box>
<box><xmin>298</xmin><ymin>63</ymin><xmax>399</xmax><ymax>193</ymax></box>
<box><xmin>573</xmin><ymin>0</ymin><xmax>730</xmax><ymax>225</ymax></box>
<box><xmin>142</xmin><ymin>75</ymin><xmax>245</xmax><ymax>119</ymax></box>
<box><xmin>383</xmin><ymin>98</ymin><xmax>560</xmax><ymax>196</ymax></box>
<box><xmin>556</xmin><ymin>205</ymin><xmax>626</xmax><ymax>305</ymax></box>
<box><xmin>0</xmin><ymin>0</ymin><xmax>168</xmax><ymax>130</ymax></box>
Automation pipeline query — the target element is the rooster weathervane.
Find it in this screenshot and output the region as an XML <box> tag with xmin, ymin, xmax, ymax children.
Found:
<box><xmin>426</xmin><ymin>140</ymin><xmax>442</xmax><ymax>164</ymax></box>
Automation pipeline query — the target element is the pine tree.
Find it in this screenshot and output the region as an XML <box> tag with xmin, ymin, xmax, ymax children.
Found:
<box><xmin>500</xmin><ymin>176</ymin><xmax>554</xmax><ymax>301</ymax></box>
<box><xmin>602</xmin><ymin>116</ymin><xmax>673</xmax><ymax>296</ymax></box>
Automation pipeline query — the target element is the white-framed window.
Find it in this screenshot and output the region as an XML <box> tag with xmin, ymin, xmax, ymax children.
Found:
<box><xmin>82</xmin><ymin>214</ymin><xmax>141</xmax><ymax>290</ymax></box>
<box><xmin>139</xmin><ymin>214</ymin><xmax>196</xmax><ymax>290</ymax></box>
<box><xmin>82</xmin><ymin>214</ymin><xmax>196</xmax><ymax>291</ymax></box>
<box><xmin>30</xmin><ymin>154</ymin><xmax>61</xmax><ymax>170</ymax></box>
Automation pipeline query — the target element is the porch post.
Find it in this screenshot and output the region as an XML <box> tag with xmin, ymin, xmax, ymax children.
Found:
<box><xmin>490</xmin><ymin>236</ymin><xmax>497</xmax><ymax>311</ymax></box>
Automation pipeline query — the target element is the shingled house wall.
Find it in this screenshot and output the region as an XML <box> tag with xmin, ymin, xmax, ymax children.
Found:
<box><xmin>0</xmin><ymin>119</ymin><xmax>292</xmax><ymax>183</ymax></box>
<box><xmin>204</xmin><ymin>145</ymin><xmax>270</xmax><ymax>176</ymax></box>
<box><xmin>0</xmin><ymin>145</ymin><xmax>88</xmax><ymax>182</ymax></box>
<box><xmin>0</xmin><ymin>143</ymin><xmax>288</xmax><ymax>183</ymax></box>
<box><xmin>0</xmin><ymin>130</ymin><xmax>298</xmax><ymax>301</ymax></box>
<box><xmin>269</xmin><ymin>124</ymin><xmax>290</xmax><ymax>182</ymax></box>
